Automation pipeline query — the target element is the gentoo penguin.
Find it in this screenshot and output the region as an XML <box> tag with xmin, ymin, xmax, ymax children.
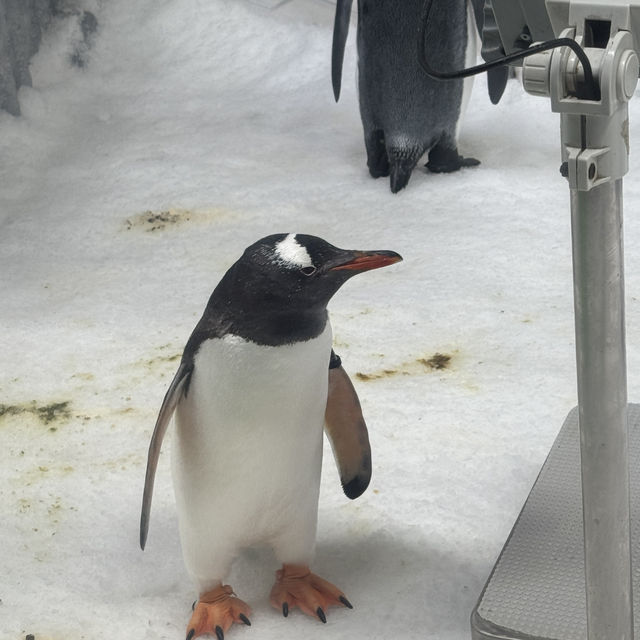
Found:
<box><xmin>140</xmin><ymin>234</ymin><xmax>402</xmax><ymax>640</ymax></box>
<box><xmin>332</xmin><ymin>0</ymin><xmax>507</xmax><ymax>193</ymax></box>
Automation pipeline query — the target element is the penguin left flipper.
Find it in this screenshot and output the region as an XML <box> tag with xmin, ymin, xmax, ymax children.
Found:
<box><xmin>324</xmin><ymin>364</ymin><xmax>372</xmax><ymax>499</ymax></box>
<box><xmin>331</xmin><ymin>0</ymin><xmax>354</xmax><ymax>101</ymax></box>
<box><xmin>140</xmin><ymin>360</ymin><xmax>193</xmax><ymax>550</ymax></box>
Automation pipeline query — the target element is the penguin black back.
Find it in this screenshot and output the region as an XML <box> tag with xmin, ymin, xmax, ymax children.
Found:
<box><xmin>359</xmin><ymin>0</ymin><xmax>469</xmax><ymax>192</ymax></box>
<box><xmin>333</xmin><ymin>0</ymin><xmax>507</xmax><ymax>193</ymax></box>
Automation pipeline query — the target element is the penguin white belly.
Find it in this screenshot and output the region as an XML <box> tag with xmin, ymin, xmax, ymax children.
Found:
<box><xmin>456</xmin><ymin>0</ymin><xmax>479</xmax><ymax>140</ymax></box>
<box><xmin>172</xmin><ymin>324</ymin><xmax>332</xmax><ymax>592</ymax></box>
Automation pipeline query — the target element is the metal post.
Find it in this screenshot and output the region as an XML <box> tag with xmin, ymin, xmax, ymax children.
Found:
<box><xmin>571</xmin><ymin>178</ymin><xmax>634</xmax><ymax>639</ymax></box>
<box><xmin>470</xmin><ymin>9</ymin><xmax>640</xmax><ymax>640</ymax></box>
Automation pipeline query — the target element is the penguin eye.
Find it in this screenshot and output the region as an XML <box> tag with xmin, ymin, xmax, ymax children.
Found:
<box><xmin>300</xmin><ymin>265</ymin><xmax>317</xmax><ymax>277</ymax></box>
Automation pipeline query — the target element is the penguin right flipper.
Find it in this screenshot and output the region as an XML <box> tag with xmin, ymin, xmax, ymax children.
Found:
<box><xmin>140</xmin><ymin>360</ymin><xmax>192</xmax><ymax>550</ymax></box>
<box><xmin>469</xmin><ymin>0</ymin><xmax>508</xmax><ymax>105</ymax></box>
<box><xmin>324</xmin><ymin>364</ymin><xmax>372</xmax><ymax>499</ymax></box>
<box><xmin>486</xmin><ymin>66</ymin><xmax>509</xmax><ymax>104</ymax></box>
<box><xmin>331</xmin><ymin>0</ymin><xmax>353</xmax><ymax>102</ymax></box>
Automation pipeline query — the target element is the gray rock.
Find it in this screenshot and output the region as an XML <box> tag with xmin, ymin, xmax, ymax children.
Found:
<box><xmin>0</xmin><ymin>0</ymin><xmax>98</xmax><ymax>115</ymax></box>
<box><xmin>0</xmin><ymin>0</ymin><xmax>52</xmax><ymax>116</ymax></box>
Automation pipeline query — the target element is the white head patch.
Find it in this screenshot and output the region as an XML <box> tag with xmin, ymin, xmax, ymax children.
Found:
<box><xmin>274</xmin><ymin>234</ymin><xmax>314</xmax><ymax>269</ymax></box>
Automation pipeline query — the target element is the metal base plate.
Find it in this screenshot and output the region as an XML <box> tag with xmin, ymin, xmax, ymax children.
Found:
<box><xmin>471</xmin><ymin>403</ymin><xmax>640</xmax><ymax>640</ymax></box>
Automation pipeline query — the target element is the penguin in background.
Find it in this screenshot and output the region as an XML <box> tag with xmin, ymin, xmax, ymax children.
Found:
<box><xmin>140</xmin><ymin>234</ymin><xmax>402</xmax><ymax>640</ymax></box>
<box><xmin>332</xmin><ymin>0</ymin><xmax>508</xmax><ymax>193</ymax></box>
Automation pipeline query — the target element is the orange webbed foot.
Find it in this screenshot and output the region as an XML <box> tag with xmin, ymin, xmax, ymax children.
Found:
<box><xmin>186</xmin><ymin>585</ymin><xmax>251</xmax><ymax>640</ymax></box>
<box><xmin>269</xmin><ymin>564</ymin><xmax>353</xmax><ymax>623</ymax></box>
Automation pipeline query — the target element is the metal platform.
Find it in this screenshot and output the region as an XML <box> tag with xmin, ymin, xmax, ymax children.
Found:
<box><xmin>471</xmin><ymin>403</ymin><xmax>640</xmax><ymax>640</ymax></box>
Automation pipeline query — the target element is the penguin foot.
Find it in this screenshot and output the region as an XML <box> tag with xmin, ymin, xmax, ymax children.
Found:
<box><xmin>269</xmin><ymin>564</ymin><xmax>352</xmax><ymax>623</ymax></box>
<box><xmin>425</xmin><ymin>146</ymin><xmax>480</xmax><ymax>174</ymax></box>
<box><xmin>365</xmin><ymin>129</ymin><xmax>390</xmax><ymax>178</ymax></box>
<box><xmin>186</xmin><ymin>584</ymin><xmax>251</xmax><ymax>640</ymax></box>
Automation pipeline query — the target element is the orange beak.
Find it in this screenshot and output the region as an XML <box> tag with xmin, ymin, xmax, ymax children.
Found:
<box><xmin>330</xmin><ymin>250</ymin><xmax>402</xmax><ymax>272</ymax></box>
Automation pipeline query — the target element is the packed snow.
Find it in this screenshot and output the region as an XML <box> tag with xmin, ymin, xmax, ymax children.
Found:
<box><xmin>3</xmin><ymin>1</ymin><xmax>640</xmax><ymax>639</ymax></box>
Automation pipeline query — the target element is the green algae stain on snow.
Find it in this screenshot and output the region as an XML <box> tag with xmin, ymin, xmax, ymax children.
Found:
<box><xmin>0</xmin><ymin>400</ymin><xmax>72</xmax><ymax>429</ymax></box>
<box><xmin>355</xmin><ymin>352</ymin><xmax>454</xmax><ymax>381</ymax></box>
<box><xmin>123</xmin><ymin>206</ymin><xmax>231</xmax><ymax>232</ymax></box>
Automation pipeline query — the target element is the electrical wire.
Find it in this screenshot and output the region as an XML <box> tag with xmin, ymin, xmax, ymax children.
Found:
<box><xmin>417</xmin><ymin>0</ymin><xmax>598</xmax><ymax>100</ymax></box>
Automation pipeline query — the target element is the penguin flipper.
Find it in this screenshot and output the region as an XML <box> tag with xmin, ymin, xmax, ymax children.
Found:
<box><xmin>331</xmin><ymin>0</ymin><xmax>353</xmax><ymax>102</ymax></box>
<box><xmin>324</xmin><ymin>365</ymin><xmax>371</xmax><ymax>499</ymax></box>
<box><xmin>469</xmin><ymin>0</ymin><xmax>508</xmax><ymax>104</ymax></box>
<box><xmin>486</xmin><ymin>67</ymin><xmax>508</xmax><ymax>104</ymax></box>
<box><xmin>140</xmin><ymin>361</ymin><xmax>192</xmax><ymax>550</ymax></box>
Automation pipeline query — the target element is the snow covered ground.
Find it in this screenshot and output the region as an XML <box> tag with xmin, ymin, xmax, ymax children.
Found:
<box><xmin>3</xmin><ymin>1</ymin><xmax>640</xmax><ymax>639</ymax></box>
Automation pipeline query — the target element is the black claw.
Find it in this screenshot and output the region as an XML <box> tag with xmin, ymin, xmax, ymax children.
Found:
<box><xmin>186</xmin><ymin>630</ymin><xmax>195</xmax><ymax>640</ymax></box>
<box><xmin>317</xmin><ymin>607</ymin><xmax>327</xmax><ymax>624</ymax></box>
<box><xmin>339</xmin><ymin>595</ymin><xmax>353</xmax><ymax>609</ymax></box>
<box><xmin>215</xmin><ymin>625</ymin><xmax>224</xmax><ymax>640</ymax></box>
<box><xmin>282</xmin><ymin>602</ymin><xmax>289</xmax><ymax>618</ymax></box>
<box><xmin>239</xmin><ymin>613</ymin><xmax>252</xmax><ymax>626</ymax></box>
<box><xmin>192</xmin><ymin>600</ymin><xmax>197</xmax><ymax>611</ymax></box>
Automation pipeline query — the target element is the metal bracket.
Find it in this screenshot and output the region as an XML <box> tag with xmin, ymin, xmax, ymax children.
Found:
<box><xmin>566</xmin><ymin>146</ymin><xmax>610</xmax><ymax>189</ymax></box>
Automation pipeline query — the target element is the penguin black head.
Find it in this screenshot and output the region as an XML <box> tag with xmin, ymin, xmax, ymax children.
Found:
<box><xmin>236</xmin><ymin>233</ymin><xmax>401</xmax><ymax>309</ymax></box>
<box><xmin>189</xmin><ymin>234</ymin><xmax>402</xmax><ymax>348</ymax></box>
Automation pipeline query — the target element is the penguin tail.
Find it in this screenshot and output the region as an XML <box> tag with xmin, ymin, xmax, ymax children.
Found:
<box><xmin>389</xmin><ymin>164</ymin><xmax>413</xmax><ymax>194</ymax></box>
<box><xmin>387</xmin><ymin>147</ymin><xmax>422</xmax><ymax>193</ymax></box>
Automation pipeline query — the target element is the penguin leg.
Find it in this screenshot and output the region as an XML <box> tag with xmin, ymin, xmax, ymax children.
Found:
<box><xmin>425</xmin><ymin>135</ymin><xmax>480</xmax><ymax>173</ymax></box>
<box><xmin>364</xmin><ymin>129</ymin><xmax>390</xmax><ymax>179</ymax></box>
<box><xmin>186</xmin><ymin>584</ymin><xmax>251</xmax><ymax>640</ymax></box>
<box><xmin>269</xmin><ymin>564</ymin><xmax>353</xmax><ymax>623</ymax></box>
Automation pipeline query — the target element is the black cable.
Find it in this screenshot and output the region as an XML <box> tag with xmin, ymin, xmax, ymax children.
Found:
<box><xmin>417</xmin><ymin>0</ymin><xmax>598</xmax><ymax>101</ymax></box>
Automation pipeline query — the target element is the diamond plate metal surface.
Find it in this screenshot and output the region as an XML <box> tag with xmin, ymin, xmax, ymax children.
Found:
<box><xmin>472</xmin><ymin>404</ymin><xmax>640</xmax><ymax>640</ymax></box>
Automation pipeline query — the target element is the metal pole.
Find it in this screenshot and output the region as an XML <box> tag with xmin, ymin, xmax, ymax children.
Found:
<box><xmin>571</xmin><ymin>178</ymin><xmax>634</xmax><ymax>640</ymax></box>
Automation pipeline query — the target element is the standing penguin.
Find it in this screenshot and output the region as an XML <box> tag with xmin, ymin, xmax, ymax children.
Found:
<box><xmin>140</xmin><ymin>234</ymin><xmax>402</xmax><ymax>639</ymax></box>
<box><xmin>332</xmin><ymin>0</ymin><xmax>507</xmax><ymax>193</ymax></box>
